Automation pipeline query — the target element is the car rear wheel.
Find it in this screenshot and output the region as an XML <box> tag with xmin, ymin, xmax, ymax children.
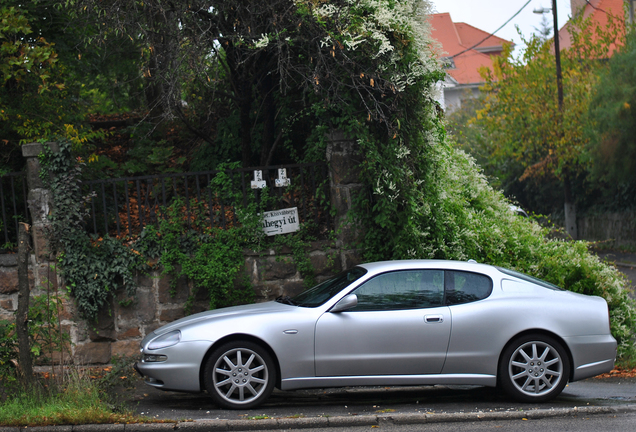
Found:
<box><xmin>203</xmin><ymin>341</ymin><xmax>276</xmax><ymax>409</ymax></box>
<box><xmin>499</xmin><ymin>334</ymin><xmax>570</xmax><ymax>402</ymax></box>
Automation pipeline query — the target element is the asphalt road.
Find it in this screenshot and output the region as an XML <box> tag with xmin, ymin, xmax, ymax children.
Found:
<box><xmin>271</xmin><ymin>411</ymin><xmax>636</xmax><ymax>432</ymax></box>
<box><xmin>127</xmin><ymin>376</ymin><xmax>636</xmax><ymax>422</ymax></box>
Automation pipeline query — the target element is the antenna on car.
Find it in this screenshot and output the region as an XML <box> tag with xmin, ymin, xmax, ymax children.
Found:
<box><xmin>467</xmin><ymin>259</ymin><xmax>477</xmax><ymax>263</ymax></box>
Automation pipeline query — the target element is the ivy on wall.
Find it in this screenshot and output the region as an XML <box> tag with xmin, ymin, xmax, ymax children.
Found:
<box><xmin>41</xmin><ymin>146</ymin><xmax>322</xmax><ymax>320</ymax></box>
<box><xmin>41</xmin><ymin>140</ymin><xmax>146</xmax><ymax>320</ymax></box>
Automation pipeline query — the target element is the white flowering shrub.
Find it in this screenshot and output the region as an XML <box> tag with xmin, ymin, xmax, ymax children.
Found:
<box><xmin>296</xmin><ymin>0</ymin><xmax>635</xmax><ymax>361</ymax></box>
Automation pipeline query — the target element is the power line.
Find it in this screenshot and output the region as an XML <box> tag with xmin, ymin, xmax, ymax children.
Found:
<box><xmin>451</xmin><ymin>0</ymin><xmax>533</xmax><ymax>59</ymax></box>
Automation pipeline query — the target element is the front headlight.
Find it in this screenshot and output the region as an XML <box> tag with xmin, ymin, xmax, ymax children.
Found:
<box><xmin>147</xmin><ymin>330</ymin><xmax>181</xmax><ymax>350</ymax></box>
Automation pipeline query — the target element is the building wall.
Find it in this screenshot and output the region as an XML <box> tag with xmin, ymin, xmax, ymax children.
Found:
<box><xmin>443</xmin><ymin>85</ymin><xmax>481</xmax><ymax>113</ymax></box>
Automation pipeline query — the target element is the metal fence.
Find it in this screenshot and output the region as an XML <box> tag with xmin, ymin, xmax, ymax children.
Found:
<box><xmin>82</xmin><ymin>163</ymin><xmax>331</xmax><ymax>238</ymax></box>
<box><xmin>0</xmin><ymin>171</ymin><xmax>29</xmax><ymax>248</ymax></box>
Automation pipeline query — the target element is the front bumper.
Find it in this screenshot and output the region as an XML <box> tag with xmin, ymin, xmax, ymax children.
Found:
<box><xmin>136</xmin><ymin>340</ymin><xmax>212</xmax><ymax>392</ymax></box>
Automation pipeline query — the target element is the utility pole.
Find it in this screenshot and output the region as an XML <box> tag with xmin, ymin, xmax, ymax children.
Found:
<box><xmin>535</xmin><ymin>1</ymin><xmax>575</xmax><ymax>238</ymax></box>
<box><xmin>552</xmin><ymin>0</ymin><xmax>563</xmax><ymax>111</ymax></box>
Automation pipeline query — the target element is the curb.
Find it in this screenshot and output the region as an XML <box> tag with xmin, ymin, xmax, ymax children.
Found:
<box><xmin>3</xmin><ymin>404</ymin><xmax>636</xmax><ymax>431</ymax></box>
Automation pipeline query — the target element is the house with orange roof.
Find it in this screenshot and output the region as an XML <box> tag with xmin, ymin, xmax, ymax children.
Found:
<box><xmin>429</xmin><ymin>13</ymin><xmax>513</xmax><ymax>112</ymax></box>
<box><xmin>559</xmin><ymin>0</ymin><xmax>628</xmax><ymax>56</ymax></box>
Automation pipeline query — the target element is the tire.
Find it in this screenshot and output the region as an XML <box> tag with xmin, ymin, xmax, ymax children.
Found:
<box><xmin>499</xmin><ymin>334</ymin><xmax>570</xmax><ymax>403</ymax></box>
<box><xmin>203</xmin><ymin>341</ymin><xmax>276</xmax><ymax>409</ymax></box>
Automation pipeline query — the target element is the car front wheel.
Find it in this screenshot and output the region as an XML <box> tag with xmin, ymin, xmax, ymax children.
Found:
<box><xmin>499</xmin><ymin>334</ymin><xmax>570</xmax><ymax>403</ymax></box>
<box><xmin>203</xmin><ymin>341</ymin><xmax>276</xmax><ymax>409</ymax></box>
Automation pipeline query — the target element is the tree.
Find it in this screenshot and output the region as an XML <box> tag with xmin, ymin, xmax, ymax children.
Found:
<box><xmin>587</xmin><ymin>29</ymin><xmax>636</xmax><ymax>209</ymax></box>
<box><xmin>534</xmin><ymin>14</ymin><xmax>553</xmax><ymax>42</ymax></box>
<box><xmin>474</xmin><ymin>14</ymin><xmax>624</xmax><ymax>236</ymax></box>
<box><xmin>66</xmin><ymin>0</ymin><xmax>442</xmax><ymax>167</ymax></box>
<box><xmin>0</xmin><ymin>4</ymin><xmax>60</xmax><ymax>150</ymax></box>
<box><xmin>0</xmin><ymin>2</ymin><xmax>105</xmax><ymax>164</ymax></box>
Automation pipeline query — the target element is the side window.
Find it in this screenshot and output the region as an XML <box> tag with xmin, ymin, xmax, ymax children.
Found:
<box><xmin>350</xmin><ymin>270</ymin><xmax>444</xmax><ymax>311</ymax></box>
<box><xmin>445</xmin><ymin>270</ymin><xmax>492</xmax><ymax>305</ymax></box>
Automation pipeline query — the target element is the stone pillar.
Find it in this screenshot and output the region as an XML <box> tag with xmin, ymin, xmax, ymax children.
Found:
<box><xmin>21</xmin><ymin>142</ymin><xmax>59</xmax><ymax>262</ymax></box>
<box><xmin>326</xmin><ymin>131</ymin><xmax>365</xmax><ymax>268</ymax></box>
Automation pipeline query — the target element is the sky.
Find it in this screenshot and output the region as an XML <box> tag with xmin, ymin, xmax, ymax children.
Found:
<box><xmin>429</xmin><ymin>0</ymin><xmax>573</xmax><ymax>51</ymax></box>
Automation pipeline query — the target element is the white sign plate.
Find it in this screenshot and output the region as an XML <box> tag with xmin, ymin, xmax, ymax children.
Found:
<box><xmin>261</xmin><ymin>207</ymin><xmax>300</xmax><ymax>236</ymax></box>
<box><xmin>251</xmin><ymin>170</ymin><xmax>266</xmax><ymax>189</ymax></box>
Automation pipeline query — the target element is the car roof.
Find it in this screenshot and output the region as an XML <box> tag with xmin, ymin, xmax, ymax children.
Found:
<box><xmin>357</xmin><ymin>259</ymin><xmax>498</xmax><ymax>275</ymax></box>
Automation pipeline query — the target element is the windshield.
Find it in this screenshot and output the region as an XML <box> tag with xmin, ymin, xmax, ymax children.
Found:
<box><xmin>290</xmin><ymin>267</ymin><xmax>368</xmax><ymax>307</ymax></box>
<box><xmin>496</xmin><ymin>267</ymin><xmax>564</xmax><ymax>291</ymax></box>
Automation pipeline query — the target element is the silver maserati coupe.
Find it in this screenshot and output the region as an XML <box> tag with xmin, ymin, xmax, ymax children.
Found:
<box><xmin>135</xmin><ymin>260</ymin><xmax>617</xmax><ymax>409</ymax></box>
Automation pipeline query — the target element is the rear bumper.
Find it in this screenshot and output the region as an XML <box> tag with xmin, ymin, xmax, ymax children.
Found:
<box><xmin>564</xmin><ymin>334</ymin><xmax>617</xmax><ymax>381</ymax></box>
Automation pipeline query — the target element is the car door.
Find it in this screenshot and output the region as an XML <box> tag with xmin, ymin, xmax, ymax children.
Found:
<box><xmin>442</xmin><ymin>270</ymin><xmax>496</xmax><ymax>375</ymax></box>
<box><xmin>314</xmin><ymin>269</ymin><xmax>451</xmax><ymax>377</ymax></box>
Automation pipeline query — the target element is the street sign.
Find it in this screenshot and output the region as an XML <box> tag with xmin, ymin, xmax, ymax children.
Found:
<box><xmin>261</xmin><ymin>207</ymin><xmax>299</xmax><ymax>236</ymax></box>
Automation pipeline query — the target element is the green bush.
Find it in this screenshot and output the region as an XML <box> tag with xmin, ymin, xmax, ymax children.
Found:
<box><xmin>357</xmin><ymin>133</ymin><xmax>636</xmax><ymax>361</ymax></box>
<box><xmin>0</xmin><ymin>293</ymin><xmax>71</xmax><ymax>395</ymax></box>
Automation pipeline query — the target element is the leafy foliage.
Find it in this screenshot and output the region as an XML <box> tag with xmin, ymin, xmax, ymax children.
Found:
<box><xmin>0</xmin><ymin>5</ymin><xmax>57</xmax><ymax>87</ymax></box>
<box><xmin>0</xmin><ymin>2</ymin><xmax>105</xmax><ymax>149</ymax></box>
<box><xmin>139</xmin><ymin>196</ymin><xmax>258</xmax><ymax>312</ymax></box>
<box><xmin>477</xmin><ymin>17</ymin><xmax>620</xmax><ymax>183</ymax></box>
<box><xmin>135</xmin><ymin>166</ymin><xmax>322</xmax><ymax>311</ymax></box>
<box><xmin>42</xmin><ymin>140</ymin><xmax>146</xmax><ymax>320</ymax></box>
<box><xmin>587</xmin><ymin>29</ymin><xmax>636</xmax><ymax>209</ymax></box>
<box><xmin>462</xmin><ymin>15</ymin><xmax>626</xmax><ymax>217</ymax></box>
<box><xmin>0</xmin><ymin>293</ymin><xmax>70</xmax><ymax>389</ymax></box>
<box><xmin>42</xmin><ymin>139</ymin><xmax>327</xmax><ymax>321</ymax></box>
<box><xmin>0</xmin><ymin>319</ymin><xmax>17</xmax><ymax>386</ymax></box>
<box><xmin>60</xmin><ymin>0</ymin><xmax>444</xmax><ymax>167</ymax></box>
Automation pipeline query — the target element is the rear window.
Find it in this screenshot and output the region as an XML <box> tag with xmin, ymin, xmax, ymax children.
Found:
<box><xmin>445</xmin><ymin>270</ymin><xmax>493</xmax><ymax>305</ymax></box>
<box><xmin>496</xmin><ymin>267</ymin><xmax>564</xmax><ymax>291</ymax></box>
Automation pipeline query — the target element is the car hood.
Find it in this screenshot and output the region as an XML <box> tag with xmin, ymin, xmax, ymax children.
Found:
<box><xmin>150</xmin><ymin>301</ymin><xmax>291</xmax><ymax>337</ymax></box>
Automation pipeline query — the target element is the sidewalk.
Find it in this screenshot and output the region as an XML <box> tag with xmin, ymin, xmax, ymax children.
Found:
<box><xmin>2</xmin><ymin>405</ymin><xmax>635</xmax><ymax>431</ymax></box>
<box><xmin>594</xmin><ymin>250</ymin><xmax>636</xmax><ymax>267</ymax></box>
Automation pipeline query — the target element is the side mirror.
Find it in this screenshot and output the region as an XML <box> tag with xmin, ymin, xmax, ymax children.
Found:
<box><xmin>331</xmin><ymin>294</ymin><xmax>357</xmax><ymax>313</ymax></box>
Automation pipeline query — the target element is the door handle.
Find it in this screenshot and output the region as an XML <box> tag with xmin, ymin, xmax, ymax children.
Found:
<box><xmin>425</xmin><ymin>315</ymin><xmax>444</xmax><ymax>323</ymax></box>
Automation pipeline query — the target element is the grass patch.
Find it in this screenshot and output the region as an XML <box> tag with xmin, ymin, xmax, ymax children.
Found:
<box><xmin>0</xmin><ymin>366</ymin><xmax>150</xmax><ymax>427</ymax></box>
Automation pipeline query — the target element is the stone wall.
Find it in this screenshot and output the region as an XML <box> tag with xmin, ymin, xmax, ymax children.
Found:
<box><xmin>1</xmin><ymin>133</ymin><xmax>364</xmax><ymax>365</ymax></box>
<box><xmin>0</xmin><ymin>241</ymin><xmax>351</xmax><ymax>364</ymax></box>
<box><xmin>578</xmin><ymin>212</ymin><xmax>636</xmax><ymax>249</ymax></box>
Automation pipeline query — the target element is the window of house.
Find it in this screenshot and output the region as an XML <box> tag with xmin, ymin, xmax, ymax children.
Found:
<box><xmin>441</xmin><ymin>57</ymin><xmax>456</xmax><ymax>69</ymax></box>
